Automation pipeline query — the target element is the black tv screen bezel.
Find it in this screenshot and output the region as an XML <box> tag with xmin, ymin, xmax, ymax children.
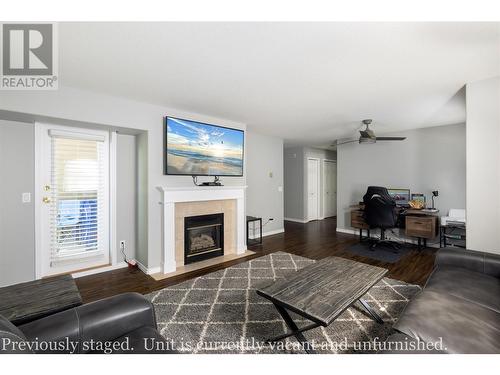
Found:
<box><xmin>163</xmin><ymin>116</ymin><xmax>245</xmax><ymax>177</ymax></box>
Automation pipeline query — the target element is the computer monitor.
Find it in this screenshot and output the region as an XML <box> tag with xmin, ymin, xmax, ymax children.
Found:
<box><xmin>388</xmin><ymin>188</ymin><xmax>411</xmax><ymax>206</ymax></box>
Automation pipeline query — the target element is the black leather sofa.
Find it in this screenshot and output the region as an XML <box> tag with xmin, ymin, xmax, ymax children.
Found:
<box><xmin>0</xmin><ymin>292</ymin><xmax>173</xmax><ymax>354</ymax></box>
<box><xmin>386</xmin><ymin>247</ymin><xmax>500</xmax><ymax>353</ymax></box>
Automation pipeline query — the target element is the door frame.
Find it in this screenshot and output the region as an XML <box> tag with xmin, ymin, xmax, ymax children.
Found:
<box><xmin>322</xmin><ymin>159</ymin><xmax>337</xmax><ymax>219</ymax></box>
<box><xmin>306</xmin><ymin>157</ymin><xmax>321</xmax><ymax>222</ymax></box>
<box><xmin>34</xmin><ymin>122</ymin><xmax>117</xmax><ymax>279</ymax></box>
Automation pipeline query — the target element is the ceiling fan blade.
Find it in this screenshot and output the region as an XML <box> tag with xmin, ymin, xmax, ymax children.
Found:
<box><xmin>335</xmin><ymin>139</ymin><xmax>359</xmax><ymax>146</ymax></box>
<box><xmin>375</xmin><ymin>137</ymin><xmax>407</xmax><ymax>141</ymax></box>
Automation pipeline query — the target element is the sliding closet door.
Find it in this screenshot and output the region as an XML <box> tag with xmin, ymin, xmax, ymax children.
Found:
<box><xmin>37</xmin><ymin>124</ymin><xmax>110</xmax><ymax>277</ymax></box>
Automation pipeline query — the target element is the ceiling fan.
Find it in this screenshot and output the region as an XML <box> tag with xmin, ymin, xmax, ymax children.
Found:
<box><xmin>334</xmin><ymin>119</ymin><xmax>406</xmax><ymax>146</ymax></box>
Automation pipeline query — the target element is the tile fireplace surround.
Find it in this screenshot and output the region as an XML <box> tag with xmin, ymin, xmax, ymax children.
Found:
<box><xmin>157</xmin><ymin>186</ymin><xmax>248</xmax><ymax>275</ymax></box>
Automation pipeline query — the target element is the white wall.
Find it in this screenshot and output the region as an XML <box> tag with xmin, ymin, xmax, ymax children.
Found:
<box><xmin>284</xmin><ymin>147</ymin><xmax>305</xmax><ymax>220</ymax></box>
<box><xmin>0</xmin><ymin>85</ymin><xmax>247</xmax><ymax>271</ymax></box>
<box><xmin>0</xmin><ymin>125</ymin><xmax>142</xmax><ymax>285</ymax></box>
<box><xmin>0</xmin><ymin>87</ymin><xmax>246</xmax><ymax>268</ymax></box>
<box><xmin>283</xmin><ymin>146</ymin><xmax>336</xmax><ymax>221</ymax></box>
<box><xmin>116</xmin><ymin>134</ymin><xmax>137</xmax><ymax>264</ymax></box>
<box><xmin>246</xmin><ymin>131</ymin><xmax>284</xmax><ymax>236</ymax></box>
<box><xmin>337</xmin><ymin>123</ymin><xmax>466</xmax><ymax>233</ymax></box>
<box><xmin>466</xmin><ymin>76</ymin><xmax>500</xmax><ymax>255</ymax></box>
<box><xmin>136</xmin><ymin>132</ymin><xmax>149</xmax><ymax>266</ymax></box>
<box><xmin>0</xmin><ymin>120</ymin><xmax>35</xmax><ymax>286</ymax></box>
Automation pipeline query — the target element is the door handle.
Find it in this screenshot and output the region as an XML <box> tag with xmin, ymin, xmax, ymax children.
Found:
<box><xmin>42</xmin><ymin>197</ymin><xmax>51</xmax><ymax>204</ymax></box>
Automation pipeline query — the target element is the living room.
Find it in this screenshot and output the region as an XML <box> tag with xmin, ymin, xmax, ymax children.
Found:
<box><xmin>1</xmin><ymin>1</ymin><xmax>500</xmax><ymax>372</ymax></box>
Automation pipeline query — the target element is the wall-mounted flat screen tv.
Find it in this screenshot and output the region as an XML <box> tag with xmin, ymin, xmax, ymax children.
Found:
<box><xmin>164</xmin><ymin>116</ymin><xmax>244</xmax><ymax>176</ymax></box>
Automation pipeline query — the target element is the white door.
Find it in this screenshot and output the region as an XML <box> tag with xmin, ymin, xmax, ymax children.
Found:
<box><xmin>307</xmin><ymin>158</ymin><xmax>320</xmax><ymax>221</ymax></box>
<box><xmin>323</xmin><ymin>160</ymin><xmax>337</xmax><ymax>218</ymax></box>
<box><xmin>37</xmin><ymin>124</ymin><xmax>110</xmax><ymax>277</ymax></box>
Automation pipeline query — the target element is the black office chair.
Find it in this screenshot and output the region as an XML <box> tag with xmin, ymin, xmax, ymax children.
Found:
<box><xmin>363</xmin><ymin>186</ymin><xmax>400</xmax><ymax>252</ymax></box>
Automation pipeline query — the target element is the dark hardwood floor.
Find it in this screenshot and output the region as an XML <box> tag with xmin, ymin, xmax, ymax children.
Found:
<box><xmin>76</xmin><ymin>217</ymin><xmax>437</xmax><ymax>303</ymax></box>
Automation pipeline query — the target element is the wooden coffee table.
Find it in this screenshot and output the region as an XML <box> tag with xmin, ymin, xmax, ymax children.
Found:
<box><xmin>256</xmin><ymin>256</ymin><xmax>387</xmax><ymax>353</ymax></box>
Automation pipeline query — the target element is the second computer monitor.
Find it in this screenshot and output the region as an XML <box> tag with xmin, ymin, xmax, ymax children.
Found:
<box><xmin>388</xmin><ymin>188</ymin><xmax>411</xmax><ymax>206</ymax></box>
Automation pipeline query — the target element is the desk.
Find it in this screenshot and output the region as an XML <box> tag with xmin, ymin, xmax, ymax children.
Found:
<box><xmin>350</xmin><ymin>209</ymin><xmax>371</xmax><ymax>241</ymax></box>
<box><xmin>350</xmin><ymin>205</ymin><xmax>439</xmax><ymax>249</ymax></box>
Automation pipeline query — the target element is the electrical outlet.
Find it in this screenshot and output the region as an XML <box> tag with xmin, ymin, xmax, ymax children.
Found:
<box><xmin>120</xmin><ymin>240</ymin><xmax>126</xmax><ymax>249</ymax></box>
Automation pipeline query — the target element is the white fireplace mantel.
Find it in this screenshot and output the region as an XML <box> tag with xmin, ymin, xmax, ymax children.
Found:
<box><xmin>157</xmin><ymin>185</ymin><xmax>247</xmax><ymax>274</ymax></box>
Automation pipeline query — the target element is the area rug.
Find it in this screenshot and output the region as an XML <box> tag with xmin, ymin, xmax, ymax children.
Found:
<box><xmin>145</xmin><ymin>252</ymin><xmax>421</xmax><ymax>353</ymax></box>
<box><xmin>346</xmin><ymin>242</ymin><xmax>412</xmax><ymax>263</ymax></box>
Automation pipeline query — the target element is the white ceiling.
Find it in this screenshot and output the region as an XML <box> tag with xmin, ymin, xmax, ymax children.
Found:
<box><xmin>59</xmin><ymin>22</ymin><xmax>500</xmax><ymax>147</ymax></box>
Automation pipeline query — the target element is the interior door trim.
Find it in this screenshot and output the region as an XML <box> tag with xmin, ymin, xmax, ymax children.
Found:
<box><xmin>322</xmin><ymin>159</ymin><xmax>337</xmax><ymax>220</ymax></box>
<box><xmin>306</xmin><ymin>157</ymin><xmax>320</xmax><ymax>222</ymax></box>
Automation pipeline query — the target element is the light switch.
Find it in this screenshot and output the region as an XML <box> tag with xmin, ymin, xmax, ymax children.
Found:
<box><xmin>22</xmin><ymin>192</ymin><xmax>31</xmax><ymax>203</ymax></box>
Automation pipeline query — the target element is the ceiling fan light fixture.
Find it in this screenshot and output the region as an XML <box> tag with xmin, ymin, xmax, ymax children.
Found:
<box><xmin>359</xmin><ymin>137</ymin><xmax>376</xmax><ymax>144</ymax></box>
<box><xmin>334</xmin><ymin>119</ymin><xmax>407</xmax><ymax>146</ymax></box>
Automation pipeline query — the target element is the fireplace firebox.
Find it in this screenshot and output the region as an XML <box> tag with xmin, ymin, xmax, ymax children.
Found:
<box><xmin>184</xmin><ymin>213</ymin><xmax>224</xmax><ymax>265</ymax></box>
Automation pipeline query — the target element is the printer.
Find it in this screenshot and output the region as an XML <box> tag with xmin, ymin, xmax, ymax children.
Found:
<box><xmin>441</xmin><ymin>209</ymin><xmax>466</xmax><ymax>226</ymax></box>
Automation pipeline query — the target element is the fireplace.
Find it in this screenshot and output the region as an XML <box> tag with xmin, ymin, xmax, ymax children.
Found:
<box><xmin>184</xmin><ymin>213</ymin><xmax>224</xmax><ymax>265</ymax></box>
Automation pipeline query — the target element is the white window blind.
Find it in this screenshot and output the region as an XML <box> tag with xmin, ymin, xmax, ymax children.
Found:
<box><xmin>49</xmin><ymin>135</ymin><xmax>107</xmax><ymax>266</ymax></box>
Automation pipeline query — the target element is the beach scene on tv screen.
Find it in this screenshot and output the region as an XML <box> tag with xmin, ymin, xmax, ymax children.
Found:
<box><xmin>166</xmin><ymin>117</ymin><xmax>244</xmax><ymax>175</ymax></box>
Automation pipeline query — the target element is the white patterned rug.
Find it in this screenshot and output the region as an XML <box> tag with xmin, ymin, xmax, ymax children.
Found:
<box><xmin>146</xmin><ymin>252</ymin><xmax>421</xmax><ymax>353</ymax></box>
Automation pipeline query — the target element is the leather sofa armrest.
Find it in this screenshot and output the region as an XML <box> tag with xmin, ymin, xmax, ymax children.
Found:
<box><xmin>0</xmin><ymin>315</ymin><xmax>32</xmax><ymax>353</ymax></box>
<box><xmin>19</xmin><ymin>293</ymin><xmax>157</xmax><ymax>353</ymax></box>
<box><xmin>76</xmin><ymin>292</ymin><xmax>157</xmax><ymax>344</ymax></box>
<box><xmin>435</xmin><ymin>247</ymin><xmax>500</xmax><ymax>278</ymax></box>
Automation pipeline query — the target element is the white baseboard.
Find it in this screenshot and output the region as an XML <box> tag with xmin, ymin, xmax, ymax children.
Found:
<box><xmin>72</xmin><ymin>259</ymin><xmax>165</xmax><ymax>278</ymax></box>
<box><xmin>284</xmin><ymin>217</ymin><xmax>308</xmax><ymax>223</ymax></box>
<box><xmin>248</xmin><ymin>228</ymin><xmax>285</xmax><ymax>240</ymax></box>
<box><xmin>72</xmin><ymin>261</ymin><xmax>129</xmax><ymax>278</ymax></box>
<box><xmin>336</xmin><ymin>227</ymin><xmax>440</xmax><ymax>248</ymax></box>
<box><xmin>284</xmin><ymin>217</ymin><xmax>334</xmax><ymax>224</ymax></box>
<box><xmin>136</xmin><ymin>260</ymin><xmax>161</xmax><ymax>275</ymax></box>
<box><xmin>336</xmin><ymin>228</ymin><xmax>358</xmax><ymax>235</ymax></box>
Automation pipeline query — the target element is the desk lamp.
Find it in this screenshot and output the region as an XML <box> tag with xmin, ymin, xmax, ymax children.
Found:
<box><xmin>428</xmin><ymin>190</ymin><xmax>439</xmax><ymax>212</ymax></box>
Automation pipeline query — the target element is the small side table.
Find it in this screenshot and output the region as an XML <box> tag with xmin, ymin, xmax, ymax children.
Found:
<box><xmin>246</xmin><ymin>216</ymin><xmax>263</xmax><ymax>246</ymax></box>
<box><xmin>0</xmin><ymin>274</ymin><xmax>82</xmax><ymax>325</ymax></box>
<box><xmin>440</xmin><ymin>223</ymin><xmax>466</xmax><ymax>248</ymax></box>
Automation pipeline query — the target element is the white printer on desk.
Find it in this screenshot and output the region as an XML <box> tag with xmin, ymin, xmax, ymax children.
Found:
<box><xmin>441</xmin><ymin>209</ymin><xmax>466</xmax><ymax>226</ymax></box>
